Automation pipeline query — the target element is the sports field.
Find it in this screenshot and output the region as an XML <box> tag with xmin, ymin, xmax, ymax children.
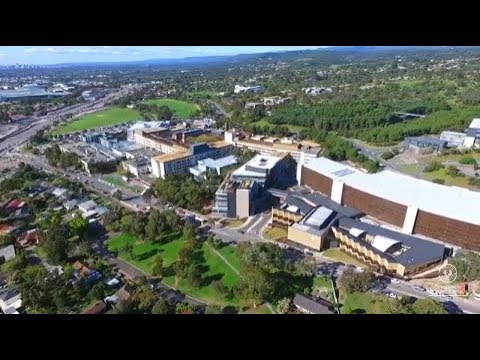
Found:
<box><xmin>142</xmin><ymin>99</ymin><xmax>200</xmax><ymax>118</ymax></box>
<box><xmin>52</xmin><ymin>107</ymin><xmax>140</xmax><ymax>135</ymax></box>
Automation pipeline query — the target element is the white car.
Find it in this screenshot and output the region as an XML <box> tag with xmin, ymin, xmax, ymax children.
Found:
<box><xmin>387</xmin><ymin>292</ymin><xmax>397</xmax><ymax>299</ymax></box>
<box><xmin>391</xmin><ymin>278</ymin><xmax>401</xmax><ymax>284</ymax></box>
<box><xmin>427</xmin><ymin>289</ymin><xmax>437</xmax><ymax>295</ymax></box>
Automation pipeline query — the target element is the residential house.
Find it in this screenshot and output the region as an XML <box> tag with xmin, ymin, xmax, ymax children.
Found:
<box><xmin>78</xmin><ymin>200</ymin><xmax>97</xmax><ymax>214</ymax></box>
<box><xmin>16</xmin><ymin>229</ymin><xmax>40</xmax><ymax>247</ymax></box>
<box><xmin>0</xmin><ymin>245</ymin><xmax>16</xmax><ymax>262</ymax></box>
<box><xmin>52</xmin><ymin>187</ymin><xmax>69</xmax><ymax>199</ymax></box>
<box><xmin>293</xmin><ymin>294</ymin><xmax>335</xmax><ymax>314</ymax></box>
<box><xmin>63</xmin><ymin>199</ymin><xmax>79</xmax><ymax>211</ymax></box>
<box><xmin>5</xmin><ymin>199</ymin><xmax>26</xmax><ymax>213</ymax></box>
<box><xmin>115</xmin><ymin>284</ymin><xmax>135</xmax><ymax>302</ymax></box>
<box><xmin>0</xmin><ymin>289</ymin><xmax>22</xmax><ymax>314</ymax></box>
<box><xmin>80</xmin><ymin>300</ymin><xmax>107</xmax><ymax>314</ymax></box>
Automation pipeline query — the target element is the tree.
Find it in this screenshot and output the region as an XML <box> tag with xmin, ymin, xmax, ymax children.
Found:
<box><xmin>338</xmin><ymin>269</ymin><xmax>374</xmax><ymax>294</ymax></box>
<box><xmin>112</xmin><ymin>300</ymin><xmax>135</xmax><ymax>314</ymax></box>
<box><xmin>133</xmin><ymin>285</ymin><xmax>158</xmax><ymax>313</ymax></box>
<box><xmin>410</xmin><ymin>298</ymin><xmax>447</xmax><ymax>314</ymax></box>
<box><xmin>151</xmin><ymin>298</ymin><xmax>169</xmax><ymax>314</ymax></box>
<box><xmin>68</xmin><ymin>216</ymin><xmax>89</xmax><ymax>240</ymax></box>
<box><xmin>88</xmin><ymin>282</ymin><xmax>108</xmax><ymax>302</ymax></box>
<box><xmin>293</xmin><ymin>256</ymin><xmax>317</xmax><ymax>277</ymax></box>
<box><xmin>234</xmin><ymin>265</ymin><xmax>272</xmax><ymax>308</ymax></box>
<box><xmin>152</xmin><ymin>255</ymin><xmax>165</xmax><ymax>277</ymax></box>
<box><xmin>42</xmin><ymin>228</ymin><xmax>69</xmax><ymax>265</ymax></box>
<box><xmin>276</xmin><ymin>297</ymin><xmax>292</xmax><ymax>314</ymax></box>
<box><xmin>186</xmin><ymin>264</ymin><xmax>203</xmax><ymax>288</ymax></box>
<box><xmin>205</xmin><ymin>305</ymin><xmax>223</xmax><ymax>314</ymax></box>
<box><xmin>113</xmin><ymin>189</ymin><xmax>123</xmax><ymax>200</ymax></box>
<box><xmin>183</xmin><ymin>224</ymin><xmax>196</xmax><ymax>242</ymax></box>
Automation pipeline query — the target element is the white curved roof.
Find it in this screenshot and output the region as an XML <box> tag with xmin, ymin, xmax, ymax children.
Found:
<box><xmin>304</xmin><ymin>157</ymin><xmax>480</xmax><ymax>225</ymax></box>
<box><xmin>371</xmin><ymin>235</ymin><xmax>401</xmax><ymax>253</ymax></box>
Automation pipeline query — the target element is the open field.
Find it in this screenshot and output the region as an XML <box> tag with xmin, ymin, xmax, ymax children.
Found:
<box><xmin>102</xmin><ymin>173</ymin><xmax>144</xmax><ymax>193</ymax></box>
<box><xmin>252</xmin><ymin>119</ymin><xmax>307</xmax><ymax>133</ymax></box>
<box><xmin>107</xmin><ymin>232</ymin><xmax>185</xmax><ymax>273</ymax></box>
<box><xmin>322</xmin><ymin>248</ymin><xmax>368</xmax><ymax>269</ymax></box>
<box><xmin>264</xmin><ymin>227</ymin><xmax>287</xmax><ymax>240</ymax></box>
<box><xmin>52</xmin><ymin>107</ymin><xmax>140</xmax><ymax>134</ymax></box>
<box><xmin>142</xmin><ymin>99</ymin><xmax>200</xmax><ymax>118</ymax></box>
<box><xmin>107</xmin><ymin>232</ymin><xmax>243</xmax><ymax>307</ymax></box>
<box><xmin>341</xmin><ymin>292</ymin><xmax>394</xmax><ymax>314</ymax></box>
<box><xmin>162</xmin><ymin>243</ymin><xmax>241</xmax><ymax>306</ymax></box>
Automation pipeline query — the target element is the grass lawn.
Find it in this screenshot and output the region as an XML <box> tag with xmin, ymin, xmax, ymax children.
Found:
<box><xmin>252</xmin><ymin>119</ymin><xmax>307</xmax><ymax>133</ymax></box>
<box><xmin>342</xmin><ymin>292</ymin><xmax>395</xmax><ymax>314</ymax></box>
<box><xmin>217</xmin><ymin>245</ymin><xmax>243</xmax><ymax>273</ymax></box>
<box><xmin>102</xmin><ymin>173</ymin><xmax>143</xmax><ymax>193</ymax></box>
<box><xmin>322</xmin><ymin>248</ymin><xmax>368</xmax><ymax>269</ymax></box>
<box><xmin>52</xmin><ymin>107</ymin><xmax>140</xmax><ymax>135</ymax></box>
<box><xmin>240</xmin><ymin>304</ymin><xmax>274</xmax><ymax>314</ymax></box>
<box><xmin>185</xmin><ymin>133</ymin><xmax>221</xmax><ymax>145</ymax></box>
<box><xmin>224</xmin><ymin>219</ymin><xmax>244</xmax><ymax>228</ymax></box>
<box><xmin>264</xmin><ymin>227</ymin><xmax>287</xmax><ymax>241</ymax></box>
<box><xmin>108</xmin><ymin>232</ymin><xmax>244</xmax><ymax>307</ymax></box>
<box><xmin>107</xmin><ymin>232</ymin><xmax>185</xmax><ymax>273</ymax></box>
<box><xmin>162</xmin><ymin>243</ymin><xmax>241</xmax><ymax>306</ymax></box>
<box><xmin>422</xmin><ymin>167</ymin><xmax>472</xmax><ymax>188</ymax></box>
<box><xmin>313</xmin><ymin>275</ymin><xmax>335</xmax><ymax>303</ymax></box>
<box><xmin>142</xmin><ymin>99</ymin><xmax>200</xmax><ymax>118</ymax></box>
<box><xmin>33</xmin><ymin>245</ymin><xmax>47</xmax><ymax>258</ymax></box>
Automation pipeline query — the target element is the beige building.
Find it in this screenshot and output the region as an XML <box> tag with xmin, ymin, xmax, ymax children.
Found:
<box><xmin>224</xmin><ymin>131</ymin><xmax>321</xmax><ymax>164</ymax></box>
<box><xmin>331</xmin><ymin>218</ymin><xmax>445</xmax><ymax>277</ymax></box>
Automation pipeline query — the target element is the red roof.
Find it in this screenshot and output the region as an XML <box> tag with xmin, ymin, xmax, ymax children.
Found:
<box><xmin>6</xmin><ymin>199</ymin><xmax>25</xmax><ymax>209</ymax></box>
<box><xmin>16</xmin><ymin>229</ymin><xmax>39</xmax><ymax>247</ymax></box>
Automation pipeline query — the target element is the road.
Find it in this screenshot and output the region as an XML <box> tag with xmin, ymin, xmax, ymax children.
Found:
<box><xmin>0</xmin><ymin>84</ymin><xmax>145</xmax><ymax>157</ymax></box>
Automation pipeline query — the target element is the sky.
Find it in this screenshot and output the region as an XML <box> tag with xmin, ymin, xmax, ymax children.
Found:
<box><xmin>0</xmin><ymin>46</ymin><xmax>324</xmax><ymax>65</ymax></box>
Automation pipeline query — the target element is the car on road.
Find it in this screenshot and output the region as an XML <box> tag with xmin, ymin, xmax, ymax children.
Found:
<box><xmin>238</xmin><ymin>230</ymin><xmax>245</xmax><ymax>234</ymax></box>
<box><xmin>391</xmin><ymin>278</ymin><xmax>401</xmax><ymax>284</ymax></box>
<box><xmin>413</xmin><ymin>285</ymin><xmax>426</xmax><ymax>292</ymax></box>
<box><xmin>427</xmin><ymin>289</ymin><xmax>438</xmax><ymax>295</ymax></box>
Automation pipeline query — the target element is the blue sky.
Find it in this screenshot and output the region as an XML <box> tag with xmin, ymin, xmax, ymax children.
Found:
<box><xmin>0</xmin><ymin>46</ymin><xmax>325</xmax><ymax>65</ymax></box>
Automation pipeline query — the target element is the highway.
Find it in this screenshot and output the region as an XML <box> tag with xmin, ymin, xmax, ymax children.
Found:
<box><xmin>0</xmin><ymin>84</ymin><xmax>145</xmax><ymax>157</ymax></box>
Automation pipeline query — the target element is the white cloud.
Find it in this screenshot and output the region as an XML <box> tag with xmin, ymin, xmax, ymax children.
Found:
<box><xmin>24</xmin><ymin>47</ymin><xmax>38</xmax><ymax>54</ymax></box>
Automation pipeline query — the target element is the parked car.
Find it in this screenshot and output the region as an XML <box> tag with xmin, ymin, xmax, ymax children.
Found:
<box><xmin>414</xmin><ymin>285</ymin><xmax>426</xmax><ymax>292</ymax></box>
<box><xmin>391</xmin><ymin>278</ymin><xmax>401</xmax><ymax>284</ymax></box>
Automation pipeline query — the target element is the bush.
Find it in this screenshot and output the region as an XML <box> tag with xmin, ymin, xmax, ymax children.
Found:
<box><xmin>381</xmin><ymin>151</ymin><xmax>394</xmax><ymax>160</ymax></box>
<box><xmin>423</xmin><ymin>161</ymin><xmax>444</xmax><ymax>173</ymax></box>
<box><xmin>432</xmin><ymin>178</ymin><xmax>445</xmax><ymax>184</ymax></box>
<box><xmin>446</xmin><ymin>165</ymin><xmax>464</xmax><ymax>177</ymax></box>
<box><xmin>459</xmin><ymin>155</ymin><xmax>477</xmax><ymax>165</ymax></box>
<box><xmin>468</xmin><ymin>177</ymin><xmax>480</xmax><ymax>186</ymax></box>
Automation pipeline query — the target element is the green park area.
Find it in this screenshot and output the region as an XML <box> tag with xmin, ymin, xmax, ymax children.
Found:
<box><xmin>263</xmin><ymin>227</ymin><xmax>287</xmax><ymax>241</ymax></box>
<box><xmin>322</xmin><ymin>248</ymin><xmax>368</xmax><ymax>269</ymax></box>
<box><xmin>341</xmin><ymin>292</ymin><xmax>394</xmax><ymax>314</ymax></box>
<box><xmin>102</xmin><ymin>173</ymin><xmax>144</xmax><ymax>193</ymax></box>
<box><xmin>107</xmin><ymin>233</ymin><xmax>243</xmax><ymax>307</ymax></box>
<box><xmin>142</xmin><ymin>99</ymin><xmax>200</xmax><ymax>118</ymax></box>
<box><xmin>52</xmin><ymin>107</ymin><xmax>140</xmax><ymax>135</ymax></box>
<box><xmin>252</xmin><ymin>119</ymin><xmax>307</xmax><ymax>133</ymax></box>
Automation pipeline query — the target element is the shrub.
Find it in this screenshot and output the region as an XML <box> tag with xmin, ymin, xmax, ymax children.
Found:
<box><xmin>459</xmin><ymin>155</ymin><xmax>477</xmax><ymax>165</ymax></box>
<box><xmin>446</xmin><ymin>165</ymin><xmax>464</xmax><ymax>177</ymax></box>
<box><xmin>432</xmin><ymin>178</ymin><xmax>445</xmax><ymax>184</ymax></box>
<box><xmin>381</xmin><ymin>151</ymin><xmax>394</xmax><ymax>160</ymax></box>
<box><xmin>423</xmin><ymin>161</ymin><xmax>444</xmax><ymax>173</ymax></box>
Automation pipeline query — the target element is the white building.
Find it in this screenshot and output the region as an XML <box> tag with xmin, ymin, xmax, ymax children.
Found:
<box><xmin>0</xmin><ymin>289</ymin><xmax>22</xmax><ymax>314</ymax></box>
<box><xmin>463</xmin><ymin>118</ymin><xmax>480</xmax><ymax>148</ymax></box>
<box><xmin>440</xmin><ymin>131</ymin><xmax>466</xmax><ymax>148</ymax></box>
<box><xmin>189</xmin><ymin>155</ymin><xmax>237</xmax><ymax>178</ymax></box>
<box><xmin>234</xmin><ymin>84</ymin><xmax>263</xmax><ymax>94</ymax></box>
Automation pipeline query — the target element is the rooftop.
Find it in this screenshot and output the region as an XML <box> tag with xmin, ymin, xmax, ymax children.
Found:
<box><xmin>293</xmin><ymin>294</ymin><xmax>335</xmax><ymax>314</ymax></box>
<box><xmin>304</xmin><ymin>157</ymin><xmax>480</xmax><ymax>225</ymax></box>
<box><xmin>232</xmin><ymin>154</ymin><xmax>282</xmax><ymax>179</ymax></box>
<box><xmin>0</xmin><ymin>245</ymin><xmax>15</xmax><ymax>260</ymax></box>
<box><xmin>337</xmin><ymin>217</ymin><xmax>445</xmax><ymax>267</ymax></box>
<box><xmin>151</xmin><ymin>149</ymin><xmax>190</xmax><ymax>163</ymax></box>
<box><xmin>468</xmin><ymin>118</ymin><xmax>480</xmax><ymax>129</ymax></box>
